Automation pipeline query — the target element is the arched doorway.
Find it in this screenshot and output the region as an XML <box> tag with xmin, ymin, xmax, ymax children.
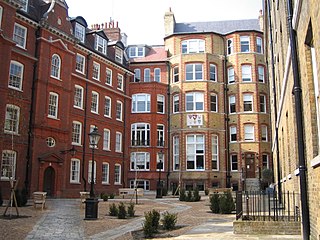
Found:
<box><xmin>43</xmin><ymin>167</ymin><xmax>55</xmax><ymax>197</ymax></box>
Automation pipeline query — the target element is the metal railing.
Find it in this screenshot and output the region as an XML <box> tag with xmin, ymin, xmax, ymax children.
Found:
<box><xmin>236</xmin><ymin>190</ymin><xmax>300</xmax><ymax>222</ymax></box>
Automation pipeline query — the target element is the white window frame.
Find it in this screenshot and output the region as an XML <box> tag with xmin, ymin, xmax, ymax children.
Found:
<box><xmin>102</xmin><ymin>162</ymin><xmax>110</xmax><ymax>184</ymax></box>
<box><xmin>116</xmin><ymin>101</ymin><xmax>123</xmax><ymax>121</ymax></box>
<box><xmin>104</xmin><ymin>96</ymin><xmax>111</xmax><ymax>117</ymax></box>
<box><xmin>173</xmin><ymin>136</ymin><xmax>180</xmax><ymax>171</ymax></box>
<box><xmin>173</xmin><ymin>66</ymin><xmax>179</xmax><ymax>83</ymax></box>
<box><xmin>240</xmin><ymin>36</ymin><xmax>250</xmax><ymax>52</ymax></box>
<box><xmin>229</xmin><ymin>95</ymin><xmax>236</xmax><ymax>113</ymax></box>
<box><xmin>157</xmin><ymin>124</ymin><xmax>165</xmax><ymax>147</ymax></box>
<box><xmin>70</xmin><ymin>158</ymin><xmax>80</xmax><ymax>183</ymax></box>
<box><xmin>231</xmin><ymin>154</ymin><xmax>238</xmax><ymax>171</ymax></box>
<box><xmin>157</xmin><ymin>95</ymin><xmax>165</xmax><ymax>114</ymax></box>
<box><xmin>157</xmin><ymin>152</ymin><xmax>164</xmax><ymax>171</ymax></box>
<box><xmin>1</xmin><ymin>150</ymin><xmax>16</xmax><ymax>180</ymax></box>
<box><xmin>117</xmin><ymin>74</ymin><xmax>124</xmax><ymax>90</ymax></box>
<box><xmin>181</xmin><ymin>39</ymin><xmax>205</xmax><ymax>54</ymax></box>
<box><xmin>210</xmin><ymin>93</ymin><xmax>218</xmax><ymax>112</ymax></box>
<box><xmin>244</xmin><ymin>124</ymin><xmax>255</xmax><ymax>141</ymax></box>
<box><xmin>130</xmin><ymin>152</ymin><xmax>150</xmax><ymax>171</ymax></box>
<box><xmin>74</xmin><ymin>85</ymin><xmax>84</xmax><ymax>109</ymax></box>
<box><xmin>134</xmin><ymin>69</ymin><xmax>141</xmax><ymax>82</ymax></box>
<box><xmin>74</xmin><ymin>23</ymin><xmax>85</xmax><ymax>43</ymax></box>
<box><xmin>115</xmin><ymin>132</ymin><xmax>122</xmax><ymax>152</ymax></box>
<box><xmin>114</xmin><ymin>164</ymin><xmax>121</xmax><ymax>184</ymax></box>
<box><xmin>106</xmin><ymin>68</ymin><xmax>112</xmax><ymax>85</ymax></box>
<box><xmin>51</xmin><ymin>54</ymin><xmax>61</xmax><ymax>79</ymax></box>
<box><xmin>256</xmin><ymin>37</ymin><xmax>263</xmax><ymax>54</ymax></box>
<box><xmin>144</xmin><ymin>68</ymin><xmax>150</xmax><ymax>82</ymax></box>
<box><xmin>243</xmin><ymin>94</ymin><xmax>253</xmax><ymax>112</ymax></box>
<box><xmin>186</xmin><ymin>134</ymin><xmax>205</xmax><ymax>171</ymax></box>
<box><xmin>228</xmin><ymin>67</ymin><xmax>235</xmax><ymax>84</ymax></box>
<box><xmin>154</xmin><ymin>68</ymin><xmax>161</xmax><ymax>82</ymax></box>
<box><xmin>260</xmin><ymin>95</ymin><xmax>266</xmax><ymax>113</ymax></box>
<box><xmin>262</xmin><ymin>154</ymin><xmax>270</xmax><ymax>169</ymax></box>
<box><xmin>95</xmin><ymin>35</ymin><xmax>107</xmax><ymax>55</ymax></box>
<box><xmin>92</xmin><ymin>62</ymin><xmax>100</xmax><ymax>81</ymax></box>
<box><xmin>88</xmin><ymin>160</ymin><xmax>96</xmax><ymax>183</ymax></box>
<box><xmin>115</xmin><ymin>48</ymin><xmax>123</xmax><ymax>64</ymax></box>
<box><xmin>4</xmin><ymin>104</ymin><xmax>20</xmax><ymax>134</ymax></box>
<box><xmin>209</xmin><ymin>64</ymin><xmax>217</xmax><ymax>81</ymax></box>
<box><xmin>72</xmin><ymin>121</ymin><xmax>82</xmax><ymax>145</ymax></box>
<box><xmin>129</xmin><ymin>46</ymin><xmax>145</xmax><ymax>57</ymax></box>
<box><xmin>131</xmin><ymin>123</ymin><xmax>150</xmax><ymax>146</ymax></box>
<box><xmin>261</xmin><ymin>125</ymin><xmax>268</xmax><ymax>142</ymax></box>
<box><xmin>91</xmin><ymin>91</ymin><xmax>99</xmax><ymax>114</ymax></box>
<box><xmin>13</xmin><ymin>23</ymin><xmax>27</xmax><ymax>49</ymax></box>
<box><xmin>186</xmin><ymin>63</ymin><xmax>203</xmax><ymax>81</ymax></box>
<box><xmin>230</xmin><ymin>126</ymin><xmax>237</xmax><ymax>142</ymax></box>
<box><xmin>258</xmin><ymin>66</ymin><xmax>265</xmax><ymax>83</ymax></box>
<box><xmin>103</xmin><ymin>128</ymin><xmax>110</xmax><ymax>150</ymax></box>
<box><xmin>0</xmin><ymin>6</ymin><xmax>3</xmax><ymax>28</ymax></box>
<box><xmin>132</xmin><ymin>94</ymin><xmax>150</xmax><ymax>113</ymax></box>
<box><xmin>227</xmin><ymin>38</ymin><xmax>233</xmax><ymax>55</ymax></box>
<box><xmin>75</xmin><ymin>53</ymin><xmax>85</xmax><ymax>74</ymax></box>
<box><xmin>185</xmin><ymin>92</ymin><xmax>204</xmax><ymax>112</ymax></box>
<box><xmin>173</xmin><ymin>95</ymin><xmax>180</xmax><ymax>113</ymax></box>
<box><xmin>19</xmin><ymin>0</ymin><xmax>28</xmax><ymax>12</ymax></box>
<box><xmin>242</xmin><ymin>65</ymin><xmax>252</xmax><ymax>82</ymax></box>
<box><xmin>212</xmin><ymin>135</ymin><xmax>219</xmax><ymax>171</ymax></box>
<box><xmin>48</xmin><ymin>92</ymin><xmax>59</xmax><ymax>119</ymax></box>
<box><xmin>9</xmin><ymin>61</ymin><xmax>24</xmax><ymax>91</ymax></box>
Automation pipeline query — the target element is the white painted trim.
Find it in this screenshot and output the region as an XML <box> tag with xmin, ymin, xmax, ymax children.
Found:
<box><xmin>311</xmin><ymin>155</ymin><xmax>320</xmax><ymax>168</ymax></box>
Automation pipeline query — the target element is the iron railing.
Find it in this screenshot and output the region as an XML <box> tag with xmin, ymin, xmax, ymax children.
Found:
<box><xmin>236</xmin><ymin>191</ymin><xmax>300</xmax><ymax>222</ymax></box>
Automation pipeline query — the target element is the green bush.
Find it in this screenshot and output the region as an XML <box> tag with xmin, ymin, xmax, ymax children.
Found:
<box><xmin>209</xmin><ymin>193</ymin><xmax>220</xmax><ymax>213</ymax></box>
<box><xmin>143</xmin><ymin>209</ymin><xmax>160</xmax><ymax>238</ymax></box>
<box><xmin>219</xmin><ymin>192</ymin><xmax>235</xmax><ymax>214</ymax></box>
<box><xmin>193</xmin><ymin>188</ymin><xmax>201</xmax><ymax>201</ymax></box>
<box><xmin>205</xmin><ymin>189</ymin><xmax>209</xmax><ymax>195</ymax></box>
<box><xmin>186</xmin><ymin>189</ymin><xmax>193</xmax><ymax>202</ymax></box>
<box><xmin>161</xmin><ymin>211</ymin><xmax>177</xmax><ymax>230</ymax></box>
<box><xmin>109</xmin><ymin>193</ymin><xmax>115</xmax><ymax>199</ymax></box>
<box><xmin>109</xmin><ymin>203</ymin><xmax>118</xmax><ymax>216</ymax></box>
<box><xmin>117</xmin><ymin>202</ymin><xmax>127</xmax><ymax>219</ymax></box>
<box><xmin>179</xmin><ymin>189</ymin><xmax>186</xmax><ymax>201</ymax></box>
<box><xmin>100</xmin><ymin>193</ymin><xmax>108</xmax><ymax>201</ymax></box>
<box><xmin>127</xmin><ymin>202</ymin><xmax>135</xmax><ymax>217</ymax></box>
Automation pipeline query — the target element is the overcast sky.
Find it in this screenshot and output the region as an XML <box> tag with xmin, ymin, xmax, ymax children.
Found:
<box><xmin>66</xmin><ymin>0</ymin><xmax>263</xmax><ymax>45</ymax></box>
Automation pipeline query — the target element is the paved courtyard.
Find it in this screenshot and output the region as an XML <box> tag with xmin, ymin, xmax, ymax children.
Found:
<box><xmin>0</xmin><ymin>196</ymin><xmax>302</xmax><ymax>240</ymax></box>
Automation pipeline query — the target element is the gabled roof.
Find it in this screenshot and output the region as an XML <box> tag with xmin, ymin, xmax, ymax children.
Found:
<box><xmin>174</xmin><ymin>19</ymin><xmax>261</xmax><ymax>35</ymax></box>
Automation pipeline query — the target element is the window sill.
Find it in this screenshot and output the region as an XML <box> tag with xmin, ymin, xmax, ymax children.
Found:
<box><xmin>311</xmin><ymin>155</ymin><xmax>320</xmax><ymax>168</ymax></box>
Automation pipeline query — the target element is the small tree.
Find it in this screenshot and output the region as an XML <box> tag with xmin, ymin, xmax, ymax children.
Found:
<box><xmin>193</xmin><ymin>188</ymin><xmax>201</xmax><ymax>201</ymax></box>
<box><xmin>161</xmin><ymin>211</ymin><xmax>177</xmax><ymax>230</ymax></box>
<box><xmin>179</xmin><ymin>189</ymin><xmax>186</xmax><ymax>201</ymax></box>
<box><xmin>117</xmin><ymin>202</ymin><xmax>127</xmax><ymax>219</ymax></box>
<box><xmin>186</xmin><ymin>189</ymin><xmax>193</xmax><ymax>202</ymax></box>
<box><xmin>109</xmin><ymin>203</ymin><xmax>118</xmax><ymax>216</ymax></box>
<box><xmin>143</xmin><ymin>209</ymin><xmax>160</xmax><ymax>238</ymax></box>
<box><xmin>127</xmin><ymin>202</ymin><xmax>135</xmax><ymax>217</ymax></box>
<box><xmin>219</xmin><ymin>191</ymin><xmax>235</xmax><ymax>214</ymax></box>
<box><xmin>209</xmin><ymin>193</ymin><xmax>220</xmax><ymax>213</ymax></box>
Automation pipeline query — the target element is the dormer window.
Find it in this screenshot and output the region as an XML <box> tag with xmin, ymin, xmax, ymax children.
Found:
<box><xmin>74</xmin><ymin>23</ymin><xmax>85</xmax><ymax>43</ymax></box>
<box><xmin>115</xmin><ymin>48</ymin><xmax>123</xmax><ymax>64</ymax></box>
<box><xmin>95</xmin><ymin>35</ymin><xmax>107</xmax><ymax>55</ymax></box>
<box><xmin>129</xmin><ymin>47</ymin><xmax>145</xmax><ymax>58</ymax></box>
<box><xmin>18</xmin><ymin>0</ymin><xmax>28</xmax><ymax>12</ymax></box>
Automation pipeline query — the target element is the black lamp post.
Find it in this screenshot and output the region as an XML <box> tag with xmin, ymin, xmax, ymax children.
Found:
<box><xmin>85</xmin><ymin>126</ymin><xmax>101</xmax><ymax>220</ymax></box>
<box><xmin>156</xmin><ymin>150</ymin><xmax>163</xmax><ymax>198</ymax></box>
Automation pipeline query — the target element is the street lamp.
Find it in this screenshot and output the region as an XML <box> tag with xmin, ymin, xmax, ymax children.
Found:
<box><xmin>156</xmin><ymin>150</ymin><xmax>163</xmax><ymax>198</ymax></box>
<box><xmin>85</xmin><ymin>126</ymin><xmax>101</xmax><ymax>220</ymax></box>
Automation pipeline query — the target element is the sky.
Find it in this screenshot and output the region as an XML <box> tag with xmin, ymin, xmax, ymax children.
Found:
<box><xmin>66</xmin><ymin>0</ymin><xmax>263</xmax><ymax>45</ymax></box>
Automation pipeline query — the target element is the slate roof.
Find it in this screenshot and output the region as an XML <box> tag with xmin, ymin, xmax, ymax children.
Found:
<box><xmin>174</xmin><ymin>19</ymin><xmax>261</xmax><ymax>35</ymax></box>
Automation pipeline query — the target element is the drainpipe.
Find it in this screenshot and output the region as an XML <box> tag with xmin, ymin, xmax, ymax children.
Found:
<box><xmin>122</xmin><ymin>73</ymin><xmax>128</xmax><ymax>188</ymax></box>
<box><xmin>25</xmin><ymin>27</ymin><xmax>41</xmax><ymax>195</ymax></box>
<box><xmin>166</xmin><ymin>61</ymin><xmax>171</xmax><ymax>191</ymax></box>
<box><xmin>267</xmin><ymin>0</ymin><xmax>282</xmax><ymax>202</ymax></box>
<box><xmin>82</xmin><ymin>53</ymin><xmax>91</xmax><ymax>191</ymax></box>
<box><xmin>287</xmin><ymin>0</ymin><xmax>310</xmax><ymax>238</ymax></box>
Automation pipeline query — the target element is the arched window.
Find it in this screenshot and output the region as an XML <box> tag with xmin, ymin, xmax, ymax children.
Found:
<box><xmin>51</xmin><ymin>54</ymin><xmax>61</xmax><ymax>79</ymax></box>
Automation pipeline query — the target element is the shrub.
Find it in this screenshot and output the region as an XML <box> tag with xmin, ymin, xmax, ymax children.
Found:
<box><xmin>117</xmin><ymin>202</ymin><xmax>127</xmax><ymax>219</ymax></box>
<box><xmin>127</xmin><ymin>202</ymin><xmax>135</xmax><ymax>217</ymax></box>
<box><xmin>219</xmin><ymin>192</ymin><xmax>235</xmax><ymax>214</ymax></box>
<box><xmin>204</xmin><ymin>189</ymin><xmax>209</xmax><ymax>195</ymax></box>
<box><xmin>109</xmin><ymin>203</ymin><xmax>118</xmax><ymax>216</ymax></box>
<box><xmin>109</xmin><ymin>193</ymin><xmax>115</xmax><ymax>199</ymax></box>
<box><xmin>100</xmin><ymin>193</ymin><xmax>108</xmax><ymax>201</ymax></box>
<box><xmin>210</xmin><ymin>193</ymin><xmax>220</xmax><ymax>213</ymax></box>
<box><xmin>179</xmin><ymin>189</ymin><xmax>186</xmax><ymax>201</ymax></box>
<box><xmin>193</xmin><ymin>188</ymin><xmax>201</xmax><ymax>202</ymax></box>
<box><xmin>143</xmin><ymin>209</ymin><xmax>160</xmax><ymax>238</ymax></box>
<box><xmin>161</xmin><ymin>211</ymin><xmax>177</xmax><ymax>230</ymax></box>
<box><xmin>186</xmin><ymin>189</ymin><xmax>193</xmax><ymax>202</ymax></box>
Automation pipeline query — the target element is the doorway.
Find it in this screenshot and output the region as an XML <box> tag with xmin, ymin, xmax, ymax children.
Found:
<box><xmin>43</xmin><ymin>167</ymin><xmax>55</xmax><ymax>197</ymax></box>
<box><xmin>245</xmin><ymin>153</ymin><xmax>255</xmax><ymax>178</ymax></box>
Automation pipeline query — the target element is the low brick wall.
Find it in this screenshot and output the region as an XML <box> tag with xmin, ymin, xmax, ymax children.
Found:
<box><xmin>233</xmin><ymin>220</ymin><xmax>301</xmax><ymax>235</ymax></box>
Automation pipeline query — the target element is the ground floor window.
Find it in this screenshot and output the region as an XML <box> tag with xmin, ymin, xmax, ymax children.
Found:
<box><xmin>129</xmin><ymin>179</ymin><xmax>150</xmax><ymax>190</ymax></box>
